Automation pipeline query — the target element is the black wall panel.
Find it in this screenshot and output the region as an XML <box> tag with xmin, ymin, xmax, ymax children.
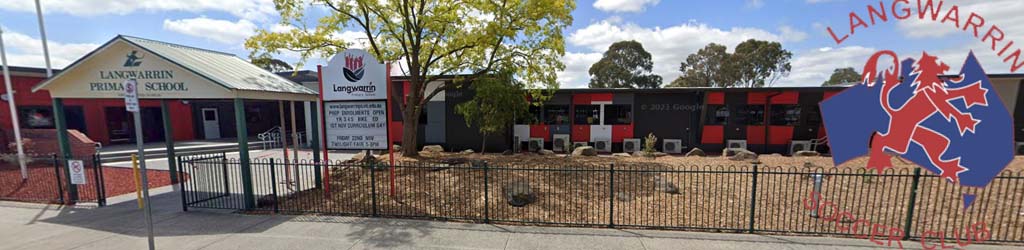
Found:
<box><xmin>633</xmin><ymin>92</ymin><xmax>702</xmax><ymax>150</ymax></box>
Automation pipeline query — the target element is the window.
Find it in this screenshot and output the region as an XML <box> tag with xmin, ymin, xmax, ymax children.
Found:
<box><xmin>705</xmin><ymin>105</ymin><xmax>728</xmax><ymax>125</ymax></box>
<box><xmin>517</xmin><ymin>105</ymin><xmax>542</xmax><ymax>124</ymax></box>
<box><xmin>735</xmin><ymin>105</ymin><xmax>765</xmax><ymax>125</ymax></box>
<box><xmin>770</xmin><ymin>105</ymin><xmax>801</xmax><ymax>126</ymax></box>
<box><xmin>19</xmin><ymin>106</ymin><xmax>54</xmax><ymax>128</ymax></box>
<box><xmin>805</xmin><ymin>106</ymin><xmax>822</xmax><ymax>126</ymax></box>
<box><xmin>544</xmin><ymin>105</ymin><xmax>570</xmax><ymax>125</ymax></box>
<box><xmin>574</xmin><ymin>105</ymin><xmax>601</xmax><ymax>125</ymax></box>
<box><xmin>603</xmin><ymin>105</ymin><xmax>632</xmax><ymax>125</ymax></box>
<box><xmin>246</xmin><ymin>107</ymin><xmax>263</xmax><ymax>123</ymax></box>
<box><xmin>203</xmin><ymin>109</ymin><xmax>217</xmax><ymax>121</ymax></box>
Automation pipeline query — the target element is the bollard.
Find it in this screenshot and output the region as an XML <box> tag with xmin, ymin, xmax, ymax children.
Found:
<box><xmin>131</xmin><ymin>154</ymin><xmax>144</xmax><ymax>209</ymax></box>
<box><xmin>810</xmin><ymin>173</ymin><xmax>823</xmax><ymax>218</ymax></box>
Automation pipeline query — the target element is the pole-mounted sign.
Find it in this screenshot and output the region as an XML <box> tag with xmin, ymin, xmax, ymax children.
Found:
<box><xmin>124</xmin><ymin>79</ymin><xmax>140</xmax><ymax>112</ymax></box>
<box><xmin>125</xmin><ymin>78</ymin><xmax>156</xmax><ymax>250</ymax></box>
<box><xmin>320</xmin><ymin>49</ymin><xmax>389</xmax><ymax>150</ymax></box>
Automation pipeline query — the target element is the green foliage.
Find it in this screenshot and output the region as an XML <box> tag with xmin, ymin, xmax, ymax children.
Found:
<box><xmin>822</xmin><ymin>67</ymin><xmax>862</xmax><ymax>86</ymax></box>
<box><xmin>669</xmin><ymin>40</ymin><xmax>791</xmax><ymax>88</ymax></box>
<box><xmin>246</xmin><ymin>0</ymin><xmax>575</xmax><ymax>155</ymax></box>
<box><xmin>669</xmin><ymin>43</ymin><xmax>735</xmax><ymax>88</ymax></box>
<box><xmin>251</xmin><ymin>56</ymin><xmax>293</xmax><ymax>73</ymax></box>
<box><xmin>732</xmin><ymin>39</ymin><xmax>792</xmax><ymax>88</ymax></box>
<box><xmin>588</xmin><ymin>40</ymin><xmax>662</xmax><ymax>89</ymax></box>
<box><xmin>455</xmin><ymin>71</ymin><xmax>528</xmax><ymax>153</ymax></box>
<box><xmin>642</xmin><ymin>133</ymin><xmax>658</xmax><ymax>157</ymax></box>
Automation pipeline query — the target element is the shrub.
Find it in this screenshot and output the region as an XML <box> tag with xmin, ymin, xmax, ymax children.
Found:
<box><xmin>643</xmin><ymin>133</ymin><xmax>658</xmax><ymax>157</ymax></box>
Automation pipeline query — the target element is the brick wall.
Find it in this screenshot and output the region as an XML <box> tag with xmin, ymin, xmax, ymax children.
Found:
<box><xmin>14</xmin><ymin>129</ymin><xmax>99</xmax><ymax>157</ymax></box>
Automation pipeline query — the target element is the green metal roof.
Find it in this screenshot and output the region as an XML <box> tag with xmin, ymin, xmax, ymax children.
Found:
<box><xmin>119</xmin><ymin>35</ymin><xmax>317</xmax><ymax>95</ymax></box>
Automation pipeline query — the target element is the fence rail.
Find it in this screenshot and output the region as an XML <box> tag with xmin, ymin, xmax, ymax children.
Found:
<box><xmin>178</xmin><ymin>154</ymin><xmax>1024</xmax><ymax>243</ymax></box>
<box><xmin>0</xmin><ymin>154</ymin><xmax>106</xmax><ymax>205</ymax></box>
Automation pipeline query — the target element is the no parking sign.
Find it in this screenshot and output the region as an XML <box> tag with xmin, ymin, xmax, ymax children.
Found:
<box><xmin>68</xmin><ymin>160</ymin><xmax>86</xmax><ymax>185</ymax></box>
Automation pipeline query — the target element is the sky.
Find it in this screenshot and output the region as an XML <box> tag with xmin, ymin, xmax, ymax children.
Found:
<box><xmin>1</xmin><ymin>0</ymin><xmax>1022</xmax><ymax>88</ymax></box>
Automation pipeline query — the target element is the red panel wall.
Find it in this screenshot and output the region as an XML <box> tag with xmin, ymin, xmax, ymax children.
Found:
<box><xmin>748</xmin><ymin>91</ymin><xmax>798</xmax><ymax>104</ymax></box>
<box><xmin>530</xmin><ymin>125</ymin><xmax>550</xmax><ymax>141</ymax></box>
<box><xmin>390</xmin><ymin>121</ymin><xmax>403</xmax><ymax>143</ymax></box>
<box><xmin>2</xmin><ymin>75</ymin><xmax>195</xmax><ymax>145</ymax></box>
<box><xmin>572</xmin><ymin>93</ymin><xmax>613</xmax><ymax>104</ymax></box>
<box><xmin>701</xmin><ymin>125</ymin><xmax>724</xmax><ymax>144</ymax></box>
<box><xmin>571</xmin><ymin>125</ymin><xmax>590</xmax><ymax>142</ymax></box>
<box><xmin>769</xmin><ymin>126</ymin><xmax>795</xmax><ymax>145</ymax></box>
<box><xmin>747</xmin><ymin>125</ymin><xmax>765</xmax><ymax>145</ymax></box>
<box><xmin>611</xmin><ymin>124</ymin><xmax>633</xmax><ymax>142</ymax></box>
<box><xmin>706</xmin><ymin>92</ymin><xmax>725</xmax><ymax>105</ymax></box>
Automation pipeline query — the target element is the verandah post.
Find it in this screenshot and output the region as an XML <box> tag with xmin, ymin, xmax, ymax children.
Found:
<box><xmin>902</xmin><ymin>168</ymin><xmax>922</xmax><ymax>240</ymax></box>
<box><xmin>483</xmin><ymin>162</ymin><xmax>490</xmax><ymax>223</ymax></box>
<box><xmin>52</xmin><ymin>98</ymin><xmax>77</xmax><ymax>202</ymax></box>
<box><xmin>310</xmin><ymin>102</ymin><xmax>322</xmax><ymax>189</ymax></box>
<box><xmin>161</xmin><ymin>100</ymin><xmax>178</xmax><ymax>185</ymax></box>
<box><xmin>234</xmin><ymin>98</ymin><xmax>255</xmax><ymax>210</ymax></box>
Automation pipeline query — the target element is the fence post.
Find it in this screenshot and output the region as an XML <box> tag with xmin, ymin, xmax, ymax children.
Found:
<box><xmin>92</xmin><ymin>154</ymin><xmax>105</xmax><ymax>206</ymax></box>
<box><xmin>370</xmin><ymin>162</ymin><xmax>379</xmax><ymax>217</ymax></box>
<box><xmin>270</xmin><ymin>159</ymin><xmax>279</xmax><ymax>213</ymax></box>
<box><xmin>52</xmin><ymin>154</ymin><xmax>64</xmax><ymax>204</ymax></box>
<box><xmin>483</xmin><ymin>162</ymin><xmax>490</xmax><ymax>223</ymax></box>
<box><xmin>222</xmin><ymin>153</ymin><xmax>231</xmax><ymax>195</ymax></box>
<box><xmin>178</xmin><ymin>155</ymin><xmax>188</xmax><ymax>212</ymax></box>
<box><xmin>609</xmin><ymin>163</ymin><xmax>615</xmax><ymax>228</ymax></box>
<box><xmin>748</xmin><ymin>163</ymin><xmax>759</xmax><ymax>234</ymax></box>
<box><xmin>902</xmin><ymin>168</ymin><xmax>922</xmax><ymax>240</ymax></box>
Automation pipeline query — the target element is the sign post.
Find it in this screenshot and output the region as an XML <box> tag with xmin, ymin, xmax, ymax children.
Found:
<box><xmin>320</xmin><ymin>49</ymin><xmax>390</xmax><ymax>191</ymax></box>
<box><xmin>126</xmin><ymin>79</ymin><xmax>155</xmax><ymax>250</ymax></box>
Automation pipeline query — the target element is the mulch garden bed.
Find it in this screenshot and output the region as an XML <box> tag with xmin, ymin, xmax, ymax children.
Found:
<box><xmin>1</xmin><ymin>162</ymin><xmax>179</xmax><ymax>204</ymax></box>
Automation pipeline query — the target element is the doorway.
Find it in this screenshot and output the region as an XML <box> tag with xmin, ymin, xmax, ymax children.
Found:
<box><xmin>201</xmin><ymin>108</ymin><xmax>221</xmax><ymax>139</ymax></box>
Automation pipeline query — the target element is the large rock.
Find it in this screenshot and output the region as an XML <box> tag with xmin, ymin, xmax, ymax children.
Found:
<box><xmin>539</xmin><ymin>149</ymin><xmax>555</xmax><ymax>156</ymax></box>
<box><xmin>502</xmin><ymin>150</ymin><xmax>514</xmax><ymax>155</ymax></box>
<box><xmin>654</xmin><ymin>176</ymin><xmax>680</xmax><ymax>194</ymax></box>
<box><xmin>503</xmin><ymin>181</ymin><xmax>536</xmax><ymax>207</ymax></box>
<box><xmin>392</xmin><ymin>144</ymin><xmax>402</xmax><ymax>152</ymax></box>
<box><xmin>612</xmin><ymin>153</ymin><xmax>631</xmax><ymax>157</ymax></box>
<box><xmin>572</xmin><ymin>146</ymin><xmax>598</xmax><ymax>156</ymax></box>
<box><xmin>422</xmin><ymin>145</ymin><xmax>445</xmax><ymax>153</ymax></box>
<box><xmin>794</xmin><ymin>150</ymin><xmax>821</xmax><ymax>157</ymax></box>
<box><xmin>728</xmin><ymin>149</ymin><xmax>758</xmax><ymax>161</ymax></box>
<box><xmin>685</xmin><ymin>148</ymin><xmax>705</xmax><ymax>157</ymax></box>
<box><xmin>461</xmin><ymin>149</ymin><xmax>475</xmax><ymax>154</ymax></box>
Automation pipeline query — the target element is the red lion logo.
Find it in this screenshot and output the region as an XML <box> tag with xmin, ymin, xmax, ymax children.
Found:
<box><xmin>862</xmin><ymin>51</ymin><xmax>989</xmax><ymax>182</ymax></box>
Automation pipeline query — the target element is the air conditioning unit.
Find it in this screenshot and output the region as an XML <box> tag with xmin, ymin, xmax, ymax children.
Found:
<box><xmin>663</xmin><ymin>139</ymin><xmax>683</xmax><ymax>154</ymax></box>
<box><xmin>573</xmin><ymin>141</ymin><xmax>589</xmax><ymax>150</ymax></box>
<box><xmin>727</xmin><ymin>140</ymin><xmax>748</xmax><ymax>150</ymax></box>
<box><xmin>790</xmin><ymin>140</ymin><xmax>812</xmax><ymax>155</ymax></box>
<box><xmin>552</xmin><ymin>134</ymin><xmax>570</xmax><ymax>152</ymax></box>
<box><xmin>595</xmin><ymin>139</ymin><xmax>612</xmax><ymax>153</ymax></box>
<box><xmin>513</xmin><ymin>136</ymin><xmax>521</xmax><ymax>153</ymax></box>
<box><xmin>623</xmin><ymin>138</ymin><xmax>641</xmax><ymax>153</ymax></box>
<box><xmin>1016</xmin><ymin>142</ymin><xmax>1024</xmax><ymax>155</ymax></box>
<box><xmin>528</xmin><ymin>138</ymin><xmax>544</xmax><ymax>152</ymax></box>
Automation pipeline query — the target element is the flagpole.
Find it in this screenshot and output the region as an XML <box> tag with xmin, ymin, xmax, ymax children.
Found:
<box><xmin>34</xmin><ymin>0</ymin><xmax>53</xmax><ymax>77</ymax></box>
<box><xmin>0</xmin><ymin>28</ymin><xmax>29</xmax><ymax>179</ymax></box>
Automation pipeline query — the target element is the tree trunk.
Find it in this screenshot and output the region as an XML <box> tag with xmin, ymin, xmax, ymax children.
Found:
<box><xmin>400</xmin><ymin>80</ymin><xmax>424</xmax><ymax>156</ymax></box>
<box><xmin>480</xmin><ymin>133</ymin><xmax>488</xmax><ymax>154</ymax></box>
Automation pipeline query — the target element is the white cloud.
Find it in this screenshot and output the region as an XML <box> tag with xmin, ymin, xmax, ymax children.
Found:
<box><xmin>163</xmin><ymin>17</ymin><xmax>257</xmax><ymax>44</ymax></box>
<box><xmin>592</xmin><ymin>0</ymin><xmax>660</xmax><ymax>13</ymax></box>
<box><xmin>897</xmin><ymin>0</ymin><xmax>1024</xmax><ymax>39</ymax></box>
<box><xmin>776</xmin><ymin>46</ymin><xmax>877</xmax><ymax>87</ymax></box>
<box><xmin>563</xmin><ymin>20</ymin><xmax>784</xmax><ymax>87</ymax></box>
<box><xmin>0</xmin><ymin>29</ymin><xmax>99</xmax><ymax>69</ymax></box>
<box><xmin>779</xmin><ymin>25</ymin><xmax>809</xmax><ymax>42</ymax></box>
<box><xmin>0</xmin><ymin>0</ymin><xmax>277</xmax><ymax>21</ymax></box>
<box><xmin>558</xmin><ymin>52</ymin><xmax>602</xmax><ymax>88</ymax></box>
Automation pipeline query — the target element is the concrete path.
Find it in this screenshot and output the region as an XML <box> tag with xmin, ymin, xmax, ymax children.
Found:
<box><xmin>0</xmin><ymin>189</ymin><xmax>1018</xmax><ymax>250</ymax></box>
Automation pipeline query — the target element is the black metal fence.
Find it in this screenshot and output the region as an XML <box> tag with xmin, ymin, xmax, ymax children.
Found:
<box><xmin>0</xmin><ymin>154</ymin><xmax>106</xmax><ymax>205</ymax></box>
<box><xmin>178</xmin><ymin>154</ymin><xmax>1024</xmax><ymax>243</ymax></box>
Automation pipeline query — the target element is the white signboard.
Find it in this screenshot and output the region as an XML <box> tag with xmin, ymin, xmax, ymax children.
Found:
<box><xmin>124</xmin><ymin>79</ymin><xmax>139</xmax><ymax>112</ymax></box>
<box><xmin>325</xmin><ymin>101</ymin><xmax>388</xmax><ymax>150</ymax></box>
<box><xmin>322</xmin><ymin>49</ymin><xmax>387</xmax><ymax>101</ymax></box>
<box><xmin>68</xmin><ymin>160</ymin><xmax>87</xmax><ymax>185</ymax></box>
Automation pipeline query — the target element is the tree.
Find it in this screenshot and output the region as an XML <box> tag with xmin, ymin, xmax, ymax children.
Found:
<box><xmin>251</xmin><ymin>57</ymin><xmax>293</xmax><ymax>73</ymax></box>
<box><xmin>668</xmin><ymin>43</ymin><xmax>735</xmax><ymax>87</ymax></box>
<box><xmin>246</xmin><ymin>0</ymin><xmax>574</xmax><ymax>156</ymax></box>
<box><xmin>455</xmin><ymin>70</ymin><xmax>527</xmax><ymax>153</ymax></box>
<box><xmin>731</xmin><ymin>39</ymin><xmax>792</xmax><ymax>88</ymax></box>
<box><xmin>822</xmin><ymin>67</ymin><xmax>862</xmax><ymax>86</ymax></box>
<box><xmin>588</xmin><ymin>40</ymin><xmax>662</xmax><ymax>89</ymax></box>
